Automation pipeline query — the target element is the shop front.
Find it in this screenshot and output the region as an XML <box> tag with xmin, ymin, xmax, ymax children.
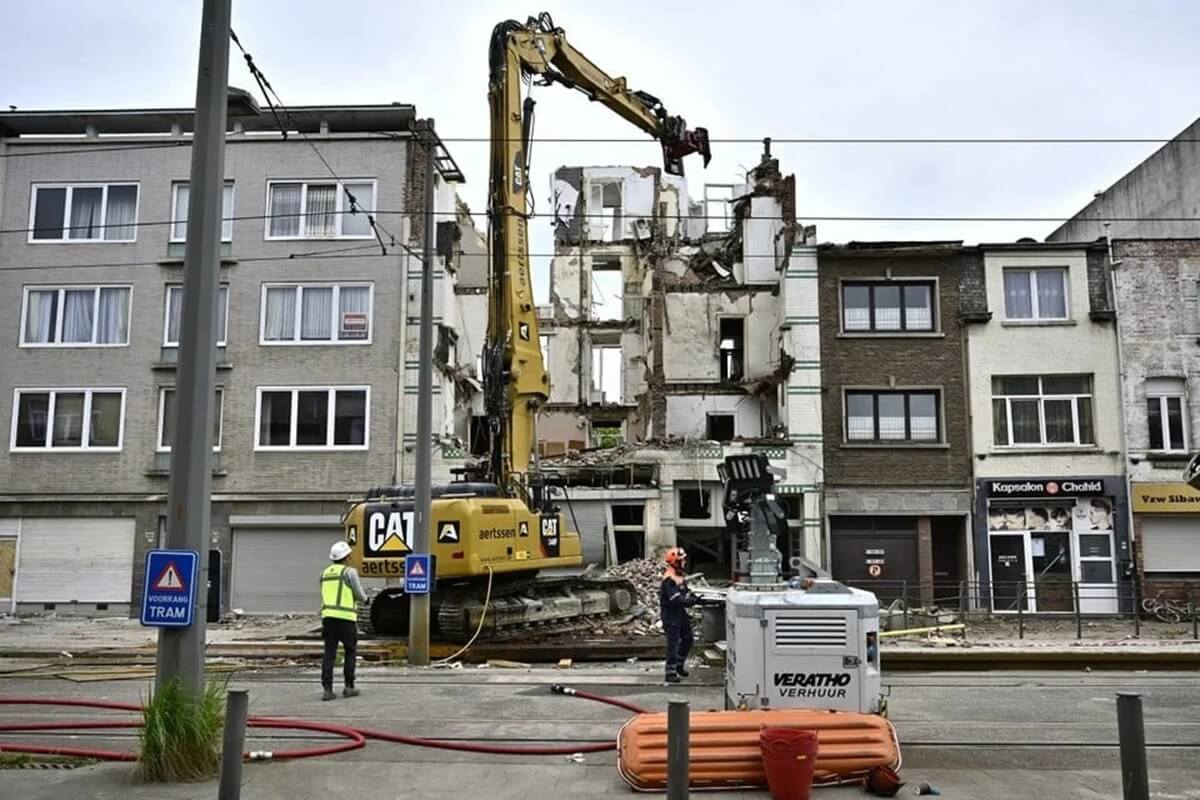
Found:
<box><xmin>1132</xmin><ymin>483</ymin><xmax>1200</xmax><ymax>581</ymax></box>
<box><xmin>975</xmin><ymin>476</ymin><xmax>1131</xmax><ymax>614</ymax></box>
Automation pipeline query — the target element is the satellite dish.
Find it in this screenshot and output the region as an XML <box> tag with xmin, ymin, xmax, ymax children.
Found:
<box><xmin>1184</xmin><ymin>452</ymin><xmax>1200</xmax><ymax>490</ymax></box>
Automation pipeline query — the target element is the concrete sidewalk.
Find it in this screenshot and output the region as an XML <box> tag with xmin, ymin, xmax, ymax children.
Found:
<box><xmin>5</xmin><ymin>762</ymin><xmax>1200</xmax><ymax>800</ymax></box>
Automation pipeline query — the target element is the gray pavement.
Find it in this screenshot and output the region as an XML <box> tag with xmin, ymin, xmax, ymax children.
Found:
<box><xmin>3</xmin><ymin>664</ymin><xmax>1200</xmax><ymax>798</ymax></box>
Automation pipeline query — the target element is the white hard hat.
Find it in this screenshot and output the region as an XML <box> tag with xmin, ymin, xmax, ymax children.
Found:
<box><xmin>329</xmin><ymin>541</ymin><xmax>352</xmax><ymax>561</ymax></box>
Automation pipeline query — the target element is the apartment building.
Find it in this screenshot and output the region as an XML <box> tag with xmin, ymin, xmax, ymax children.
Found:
<box><xmin>963</xmin><ymin>242</ymin><xmax>1131</xmax><ymax>614</ymax></box>
<box><xmin>517</xmin><ymin>145</ymin><xmax>825</xmax><ymax>576</ymax></box>
<box><xmin>818</xmin><ymin>242</ymin><xmax>975</xmax><ymax>605</ymax></box>
<box><xmin>0</xmin><ymin>100</ymin><xmax>468</xmax><ymax>615</ymax></box>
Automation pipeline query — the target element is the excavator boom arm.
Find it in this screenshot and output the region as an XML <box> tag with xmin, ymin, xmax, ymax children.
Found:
<box><xmin>485</xmin><ymin>13</ymin><xmax>709</xmax><ymax>496</ymax></box>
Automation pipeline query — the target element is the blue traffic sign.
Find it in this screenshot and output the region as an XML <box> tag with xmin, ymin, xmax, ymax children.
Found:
<box><xmin>404</xmin><ymin>553</ymin><xmax>433</xmax><ymax>595</ymax></box>
<box><xmin>141</xmin><ymin>549</ymin><xmax>199</xmax><ymax>628</ymax></box>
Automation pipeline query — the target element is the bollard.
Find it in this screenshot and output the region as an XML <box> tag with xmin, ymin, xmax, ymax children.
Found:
<box><xmin>1073</xmin><ymin>581</ymin><xmax>1082</xmax><ymax>640</ymax></box>
<box><xmin>1116</xmin><ymin>692</ymin><xmax>1149</xmax><ymax>800</ymax></box>
<box><xmin>218</xmin><ymin>689</ymin><xmax>249</xmax><ymax>800</ymax></box>
<box><xmin>667</xmin><ymin>700</ymin><xmax>689</xmax><ymax>800</ymax></box>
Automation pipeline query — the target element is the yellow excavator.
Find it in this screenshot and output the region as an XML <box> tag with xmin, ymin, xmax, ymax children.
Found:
<box><xmin>342</xmin><ymin>12</ymin><xmax>711</xmax><ymax>641</ymax></box>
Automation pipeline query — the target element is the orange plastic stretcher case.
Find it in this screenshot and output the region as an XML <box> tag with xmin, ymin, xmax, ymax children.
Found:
<box><xmin>617</xmin><ymin>708</ymin><xmax>902</xmax><ymax>791</ymax></box>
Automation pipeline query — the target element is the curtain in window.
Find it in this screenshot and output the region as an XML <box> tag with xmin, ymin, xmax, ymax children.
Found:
<box><xmin>62</xmin><ymin>289</ymin><xmax>95</xmax><ymax>343</ymax></box>
<box><xmin>338</xmin><ymin>286</ymin><xmax>370</xmax><ymax>338</ymax></box>
<box><xmin>69</xmin><ymin>187</ymin><xmax>103</xmax><ymax>239</ymax></box>
<box><xmin>52</xmin><ymin>393</ymin><xmax>85</xmax><ymax>447</ymax></box>
<box><xmin>216</xmin><ymin>286</ymin><xmax>228</xmax><ymax>344</ymax></box>
<box><xmin>96</xmin><ymin>288</ymin><xmax>129</xmax><ymax>344</ymax></box>
<box><xmin>259</xmin><ymin>391</ymin><xmax>293</xmax><ymax>446</ymax></box>
<box><xmin>1004</xmin><ymin>271</ymin><xmax>1033</xmax><ymax>318</ymax></box>
<box><xmin>334</xmin><ymin>391</ymin><xmax>366</xmax><ymax>445</ymax></box>
<box><xmin>877</xmin><ymin>395</ymin><xmax>906</xmax><ymax>439</ymax></box>
<box><xmin>873</xmin><ymin>286</ymin><xmax>901</xmax><ymax>330</ymax></box>
<box><xmin>221</xmin><ymin>184</ymin><xmax>235</xmax><ymax>240</ymax></box>
<box><xmin>306</xmin><ymin>184</ymin><xmax>338</xmax><ymax>237</ymax></box>
<box><xmin>166</xmin><ymin>288</ymin><xmax>183</xmax><ymax>343</ymax></box>
<box><xmin>341</xmin><ymin>183</ymin><xmax>374</xmax><ymax>237</ymax></box>
<box><xmin>904</xmin><ymin>286</ymin><xmax>933</xmax><ymax>329</ymax></box>
<box><xmin>1043</xmin><ymin>399</ymin><xmax>1075</xmax><ymax>443</ymax></box>
<box><xmin>172</xmin><ymin>185</ymin><xmax>190</xmax><ymax>240</ymax></box>
<box><xmin>269</xmin><ymin>184</ymin><xmax>302</xmax><ymax>237</ymax></box>
<box><xmin>842</xmin><ymin>285</ymin><xmax>871</xmax><ymax>330</ymax></box>
<box><xmin>104</xmin><ymin>186</ymin><xmax>137</xmax><ymax>240</ymax></box>
<box><xmin>161</xmin><ymin>390</ymin><xmax>177</xmax><ymax>449</ymax></box>
<box><xmin>909</xmin><ymin>393</ymin><xmax>938</xmax><ymax>440</ymax></box>
<box><xmin>24</xmin><ymin>290</ymin><xmax>56</xmax><ymax>343</ymax></box>
<box><xmin>16</xmin><ymin>394</ymin><xmax>49</xmax><ymax>447</ymax></box>
<box><xmin>1010</xmin><ymin>399</ymin><xmax>1041</xmax><ymax>443</ymax></box>
<box><xmin>264</xmin><ymin>287</ymin><xmax>296</xmax><ymax>340</ymax></box>
<box><xmin>301</xmin><ymin>287</ymin><xmax>333</xmax><ymax>340</ymax></box>
<box><xmin>89</xmin><ymin>393</ymin><xmax>122</xmax><ymax>447</ymax></box>
<box><xmin>1036</xmin><ymin>270</ymin><xmax>1066</xmax><ymax>318</ymax></box>
<box><xmin>846</xmin><ymin>394</ymin><xmax>874</xmax><ymax>440</ymax></box>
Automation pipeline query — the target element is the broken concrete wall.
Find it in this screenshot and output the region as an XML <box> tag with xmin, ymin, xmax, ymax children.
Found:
<box><xmin>744</xmin><ymin>195</ymin><xmax>784</xmax><ymax>284</ymax></box>
<box><xmin>664</xmin><ymin>395</ymin><xmax>773</xmax><ymax>439</ymax></box>
<box><xmin>661</xmin><ymin>292</ymin><xmax>781</xmax><ymax>383</ymax></box>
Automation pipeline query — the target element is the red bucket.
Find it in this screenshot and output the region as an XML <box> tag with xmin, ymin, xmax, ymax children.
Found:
<box><xmin>759</xmin><ymin>727</ymin><xmax>819</xmax><ymax>800</ymax></box>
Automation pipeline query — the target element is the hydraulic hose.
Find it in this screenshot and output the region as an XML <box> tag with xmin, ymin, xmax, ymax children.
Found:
<box><xmin>432</xmin><ymin>564</ymin><xmax>494</xmax><ymax>666</ymax></box>
<box><xmin>0</xmin><ymin>685</ymin><xmax>644</xmax><ymax>762</ymax></box>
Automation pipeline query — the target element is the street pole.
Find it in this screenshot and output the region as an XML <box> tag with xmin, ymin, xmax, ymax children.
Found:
<box><xmin>407</xmin><ymin>119</ymin><xmax>438</xmax><ymax>666</ymax></box>
<box><xmin>666</xmin><ymin>700</ymin><xmax>690</xmax><ymax>799</ymax></box>
<box><xmin>1116</xmin><ymin>692</ymin><xmax>1150</xmax><ymax>800</ymax></box>
<box><xmin>155</xmin><ymin>0</ymin><xmax>230</xmax><ymax>696</ymax></box>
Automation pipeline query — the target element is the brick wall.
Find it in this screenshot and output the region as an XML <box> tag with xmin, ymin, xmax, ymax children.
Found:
<box><xmin>818</xmin><ymin>247</ymin><xmax>972</xmax><ymax>489</ymax></box>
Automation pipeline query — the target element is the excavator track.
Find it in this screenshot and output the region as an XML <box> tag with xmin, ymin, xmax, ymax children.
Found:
<box><xmin>436</xmin><ymin>574</ymin><xmax>638</xmax><ymax>643</ymax></box>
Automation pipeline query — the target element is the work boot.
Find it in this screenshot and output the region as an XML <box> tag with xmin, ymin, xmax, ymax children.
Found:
<box><xmin>342</xmin><ymin>686</ymin><xmax>360</xmax><ymax>698</ymax></box>
<box><xmin>321</xmin><ymin>688</ymin><xmax>337</xmax><ymax>701</ymax></box>
<box><xmin>664</xmin><ymin>672</ymin><xmax>681</xmax><ymax>684</ymax></box>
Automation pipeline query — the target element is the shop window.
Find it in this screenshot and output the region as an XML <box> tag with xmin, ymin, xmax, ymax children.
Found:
<box><xmin>679</xmin><ymin>488</ymin><xmax>711</xmax><ymax>519</ymax></box>
<box><xmin>719</xmin><ymin>318</ymin><xmax>745</xmax><ymax>382</ymax></box>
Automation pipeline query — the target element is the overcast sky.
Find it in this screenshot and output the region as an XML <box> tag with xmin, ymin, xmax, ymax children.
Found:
<box><xmin>3</xmin><ymin>1</ymin><xmax>1197</xmax><ymax>300</ymax></box>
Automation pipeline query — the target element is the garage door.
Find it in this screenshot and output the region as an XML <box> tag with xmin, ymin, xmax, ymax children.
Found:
<box><xmin>1142</xmin><ymin>516</ymin><xmax>1200</xmax><ymax>573</ymax></box>
<box><xmin>17</xmin><ymin>518</ymin><xmax>135</xmax><ymax>603</ymax></box>
<box><xmin>566</xmin><ymin>501</ymin><xmax>608</xmax><ymax>567</ymax></box>
<box><xmin>231</xmin><ymin>525</ymin><xmax>342</xmax><ymax>614</ymax></box>
<box><xmin>830</xmin><ymin>516</ymin><xmax>918</xmax><ymax>604</ymax></box>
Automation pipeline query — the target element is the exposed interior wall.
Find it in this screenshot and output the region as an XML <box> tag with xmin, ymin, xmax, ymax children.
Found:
<box><xmin>664</xmin><ymin>395</ymin><xmax>772</xmax><ymax>439</ymax></box>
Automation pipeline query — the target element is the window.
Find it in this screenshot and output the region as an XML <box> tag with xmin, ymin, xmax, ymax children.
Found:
<box><xmin>842</xmin><ymin>281</ymin><xmax>935</xmax><ymax>332</ymax></box>
<box><xmin>29</xmin><ymin>183</ymin><xmax>139</xmax><ymax>242</ymax></box>
<box><xmin>158</xmin><ymin>388</ymin><xmax>223</xmax><ymax>451</ymax></box>
<box><xmin>10</xmin><ymin>388</ymin><xmax>124</xmax><ymax>451</ymax></box>
<box><xmin>165</xmin><ymin>285</ymin><xmax>229</xmax><ymax>346</ymax></box>
<box><xmin>1003</xmin><ymin>268</ymin><xmax>1068</xmax><ymax>321</ymax></box>
<box><xmin>266</xmin><ymin>180</ymin><xmax>376</xmax><ymax>239</ymax></box>
<box><xmin>992</xmin><ymin>375</ymin><xmax>1094</xmax><ymax>447</ymax></box>
<box><xmin>540</xmin><ymin>335</ymin><xmax>551</xmax><ymax>366</ymax></box>
<box><xmin>679</xmin><ymin>488</ymin><xmax>711</xmax><ymax>519</ymax></box>
<box><xmin>1146</xmin><ymin>378</ymin><xmax>1188</xmax><ymax>452</ymax></box>
<box><xmin>255</xmin><ymin>387</ymin><xmax>369</xmax><ymax>450</ymax></box>
<box><xmin>707</xmin><ymin>413</ymin><xmax>735</xmax><ymax>441</ymax></box>
<box><xmin>260</xmin><ymin>283</ymin><xmax>372</xmax><ymax>344</ymax></box>
<box><xmin>704</xmin><ymin>184</ymin><xmax>735</xmax><ymax>233</ymax></box>
<box><xmin>845</xmin><ymin>390</ymin><xmax>940</xmax><ymax>442</ymax></box>
<box><xmin>591</xmin><ymin>258</ymin><xmax>623</xmax><ymax>321</ymax></box>
<box><xmin>171</xmin><ymin>182</ymin><xmax>235</xmax><ymax>241</ymax></box>
<box><xmin>719</xmin><ymin>318</ymin><xmax>745</xmax><ymax>382</ymax></box>
<box><xmin>591</xmin><ymin>345</ymin><xmax>623</xmax><ymax>404</ymax></box>
<box><xmin>21</xmin><ymin>286</ymin><xmax>131</xmax><ymax>346</ymax></box>
<box><xmin>592</xmin><ymin>420</ymin><xmax>623</xmax><ymax>449</ymax></box>
<box><xmin>587</xmin><ymin>181</ymin><xmax>622</xmax><ymax>241</ymax></box>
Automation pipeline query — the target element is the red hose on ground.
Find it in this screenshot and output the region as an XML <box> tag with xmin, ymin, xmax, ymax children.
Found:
<box><xmin>0</xmin><ymin>685</ymin><xmax>643</xmax><ymax>762</ymax></box>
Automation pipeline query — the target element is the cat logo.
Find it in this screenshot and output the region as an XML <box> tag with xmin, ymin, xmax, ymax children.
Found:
<box><xmin>365</xmin><ymin>507</ymin><xmax>413</xmax><ymax>556</ymax></box>
<box><xmin>437</xmin><ymin>520</ymin><xmax>461</xmax><ymax>544</ymax></box>
<box><xmin>540</xmin><ymin>516</ymin><xmax>560</xmax><ymax>557</ymax></box>
<box><xmin>518</xmin><ymin>520</ymin><xmax>530</xmax><ymax>537</ymax></box>
<box><xmin>518</xmin><ymin>322</ymin><xmax>530</xmax><ymax>341</ymax></box>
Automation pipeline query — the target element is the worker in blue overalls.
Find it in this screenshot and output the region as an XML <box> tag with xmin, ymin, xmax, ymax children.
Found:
<box><xmin>660</xmin><ymin>547</ymin><xmax>698</xmax><ymax>683</ymax></box>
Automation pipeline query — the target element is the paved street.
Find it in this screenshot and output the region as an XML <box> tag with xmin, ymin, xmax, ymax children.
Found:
<box><xmin>3</xmin><ymin>665</ymin><xmax>1199</xmax><ymax>799</ymax></box>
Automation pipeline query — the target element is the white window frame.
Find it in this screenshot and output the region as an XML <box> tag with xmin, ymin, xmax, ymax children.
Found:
<box><xmin>263</xmin><ymin>179</ymin><xmax>377</xmax><ymax>241</ymax></box>
<box><xmin>258</xmin><ymin>282</ymin><xmax>374</xmax><ymax>345</ymax></box>
<box><xmin>253</xmin><ymin>386</ymin><xmax>371</xmax><ymax>451</ymax></box>
<box><xmin>9</xmin><ymin>388</ymin><xmax>126</xmax><ymax>452</ymax></box>
<box><xmin>163</xmin><ymin>284</ymin><xmax>229</xmax><ymax>347</ymax></box>
<box><xmin>170</xmin><ymin>181</ymin><xmax>235</xmax><ymax>242</ymax></box>
<box><xmin>1147</xmin><ymin>387</ymin><xmax>1189</xmax><ymax>453</ymax></box>
<box><xmin>157</xmin><ymin>387</ymin><xmax>224</xmax><ymax>452</ymax></box>
<box><xmin>992</xmin><ymin>376</ymin><xmax>1094</xmax><ymax>448</ymax></box>
<box><xmin>27</xmin><ymin>182</ymin><xmax>140</xmax><ymax>243</ymax></box>
<box><xmin>1002</xmin><ymin>267</ymin><xmax>1070</xmax><ymax>322</ymax></box>
<box><xmin>18</xmin><ymin>285</ymin><xmax>133</xmax><ymax>348</ymax></box>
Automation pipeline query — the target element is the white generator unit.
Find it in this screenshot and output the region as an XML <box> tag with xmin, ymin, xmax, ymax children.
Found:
<box><xmin>725</xmin><ymin>579</ymin><xmax>883</xmax><ymax>714</ymax></box>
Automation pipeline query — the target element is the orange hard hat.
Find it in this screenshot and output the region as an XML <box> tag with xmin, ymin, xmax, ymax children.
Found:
<box><xmin>664</xmin><ymin>547</ymin><xmax>688</xmax><ymax>566</ymax></box>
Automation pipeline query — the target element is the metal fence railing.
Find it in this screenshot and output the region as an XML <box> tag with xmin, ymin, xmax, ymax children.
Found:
<box><xmin>837</xmin><ymin>579</ymin><xmax>1200</xmax><ymax>640</ymax></box>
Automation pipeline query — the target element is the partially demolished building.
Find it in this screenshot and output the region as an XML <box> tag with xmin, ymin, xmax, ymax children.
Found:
<box><xmin>515</xmin><ymin>145</ymin><xmax>825</xmax><ymax>576</ymax></box>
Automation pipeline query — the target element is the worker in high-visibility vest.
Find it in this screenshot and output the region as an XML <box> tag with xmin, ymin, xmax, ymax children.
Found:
<box><xmin>320</xmin><ymin>541</ymin><xmax>368</xmax><ymax>701</ymax></box>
